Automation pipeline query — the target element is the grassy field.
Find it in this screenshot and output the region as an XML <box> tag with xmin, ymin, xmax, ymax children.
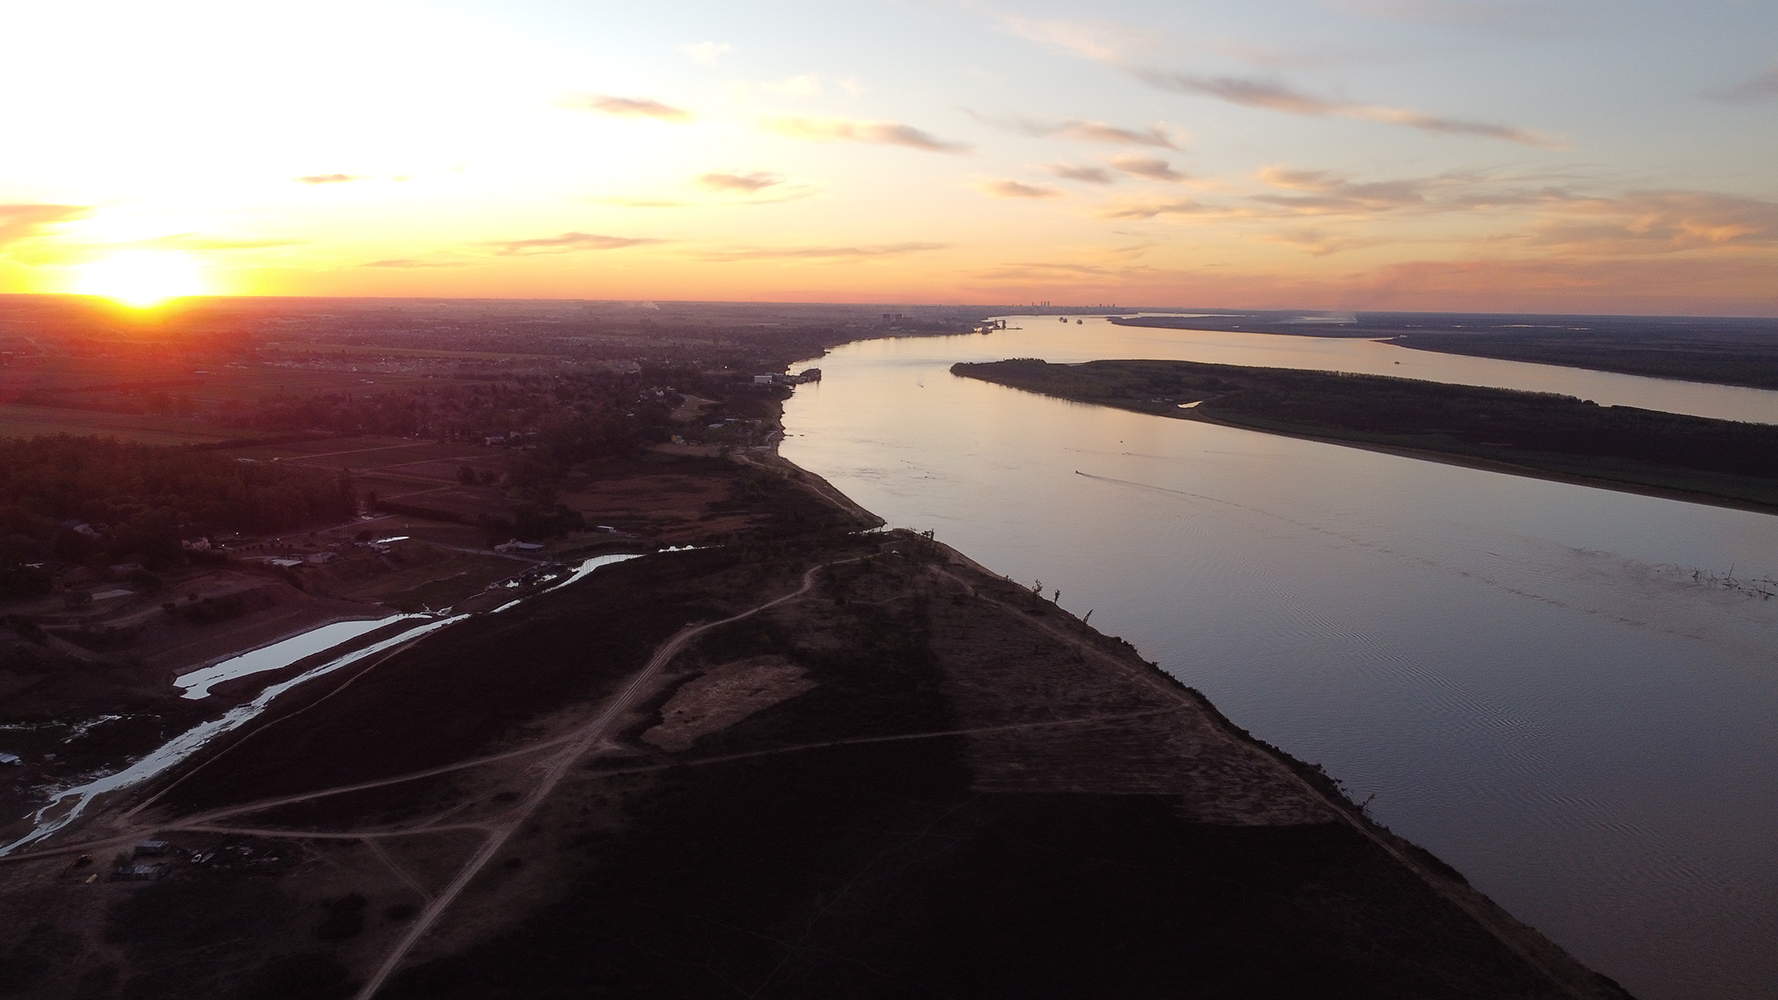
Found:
<box><xmin>0</xmin><ymin>404</ymin><xmax>240</xmax><ymax>445</ymax></box>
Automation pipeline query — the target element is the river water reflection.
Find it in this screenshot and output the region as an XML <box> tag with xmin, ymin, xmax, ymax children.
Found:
<box><xmin>781</xmin><ymin>320</ymin><xmax>1778</xmax><ymax>1000</ymax></box>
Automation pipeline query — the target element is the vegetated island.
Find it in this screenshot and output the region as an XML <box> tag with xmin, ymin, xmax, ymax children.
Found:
<box><xmin>1105</xmin><ymin>311</ymin><xmax>1778</xmax><ymax>391</ymax></box>
<box><xmin>954</xmin><ymin>357</ymin><xmax>1778</xmax><ymax>515</ymax></box>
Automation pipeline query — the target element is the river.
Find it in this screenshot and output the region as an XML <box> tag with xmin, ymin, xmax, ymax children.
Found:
<box><xmin>780</xmin><ymin>318</ymin><xmax>1778</xmax><ymax>1000</ymax></box>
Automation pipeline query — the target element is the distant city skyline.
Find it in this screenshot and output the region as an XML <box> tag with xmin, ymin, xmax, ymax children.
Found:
<box><xmin>3</xmin><ymin>0</ymin><xmax>1775</xmax><ymax>314</ymax></box>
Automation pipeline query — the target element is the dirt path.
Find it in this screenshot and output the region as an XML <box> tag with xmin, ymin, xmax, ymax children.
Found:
<box><xmin>348</xmin><ymin>558</ymin><xmax>847</xmax><ymax>1000</ymax></box>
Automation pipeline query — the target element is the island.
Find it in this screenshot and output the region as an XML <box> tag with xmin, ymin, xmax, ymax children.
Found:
<box><xmin>1106</xmin><ymin>312</ymin><xmax>1778</xmax><ymax>391</ymax></box>
<box><xmin>954</xmin><ymin>357</ymin><xmax>1778</xmax><ymax>516</ymax></box>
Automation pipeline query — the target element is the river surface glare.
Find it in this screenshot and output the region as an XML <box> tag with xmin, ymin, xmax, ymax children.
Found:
<box><xmin>780</xmin><ymin>318</ymin><xmax>1778</xmax><ymax>1000</ymax></box>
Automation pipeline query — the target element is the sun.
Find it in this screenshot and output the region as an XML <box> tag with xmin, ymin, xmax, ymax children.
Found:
<box><xmin>73</xmin><ymin>251</ymin><xmax>207</xmax><ymax>307</ymax></box>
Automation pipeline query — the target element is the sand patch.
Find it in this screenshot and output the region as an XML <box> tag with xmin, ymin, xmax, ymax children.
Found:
<box><xmin>642</xmin><ymin>656</ymin><xmax>815</xmax><ymax>752</ymax></box>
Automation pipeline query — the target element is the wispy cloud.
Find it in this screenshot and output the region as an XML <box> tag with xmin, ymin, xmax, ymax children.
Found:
<box><xmin>296</xmin><ymin>173</ymin><xmax>362</xmax><ymax>185</ymax></box>
<box><xmin>1256</xmin><ymin>226</ymin><xmax>1386</xmax><ymax>257</ymax></box>
<box><xmin>1063</xmin><ymin>120</ymin><xmax>1181</xmax><ymax>148</ymax></box>
<box><xmin>766</xmin><ymin>117</ymin><xmax>969</xmax><ymax>153</ymax></box>
<box><xmin>1529</xmin><ymin>191</ymin><xmax>1778</xmax><ymax>254</ymax></box>
<box><xmin>698</xmin><ymin>242</ymin><xmax>947</xmax><ymax>262</ymax></box>
<box><xmin>1049</xmin><ymin>165</ymin><xmax>1116</xmax><ymax>184</ymax></box>
<box><xmin>1101</xmin><ymin>198</ymin><xmax>1216</xmax><ymax>220</ymax></box>
<box><xmin>1112</xmin><ymin>156</ymin><xmax>1191</xmax><ymax>183</ymax></box>
<box><xmin>992</xmin><ymin>13</ymin><xmax>1144</xmax><ymax>62</ymax></box>
<box><xmin>359</xmin><ymin>258</ymin><xmax>467</xmax><ymax>269</ymax></box>
<box><xmin>965</xmin><ymin>111</ymin><xmax>1180</xmax><ymax>148</ymax></box>
<box><xmin>568</xmin><ymin>95</ymin><xmax>692</xmax><ymax>122</ymax></box>
<box><xmin>1134</xmin><ymin>70</ymin><xmax>1560</xmax><ymax>146</ymax></box>
<box><xmin>981</xmin><ymin>180</ymin><xmax>1063</xmax><ymax>199</ymax></box>
<box><xmin>1706</xmin><ymin>65</ymin><xmax>1778</xmax><ymax>104</ymax></box>
<box><xmin>696</xmin><ymin>171</ymin><xmax>786</xmax><ymax>193</ymax></box>
<box><xmin>986</xmin><ymin>6</ymin><xmax>1558</xmax><ymax>146</ymax></box>
<box><xmin>486</xmin><ymin>232</ymin><xmax>665</xmax><ymax>256</ymax></box>
<box><xmin>679</xmin><ymin>41</ymin><xmax>731</xmax><ymax>66</ymax></box>
<box><xmin>0</xmin><ymin>204</ymin><xmax>88</xmax><ymax>246</ymax></box>
<box><xmin>1252</xmin><ymin>167</ymin><xmax>1430</xmax><ymax>211</ymax></box>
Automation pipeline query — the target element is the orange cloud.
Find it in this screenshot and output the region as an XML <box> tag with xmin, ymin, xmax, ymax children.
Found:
<box><xmin>569</xmin><ymin>95</ymin><xmax>692</xmax><ymax>121</ymax></box>
<box><xmin>1100</xmin><ymin>198</ymin><xmax>1217</xmax><ymax>220</ymax></box>
<box><xmin>0</xmin><ymin>203</ymin><xmax>88</xmax><ymax>246</ymax></box>
<box><xmin>969</xmin><ymin>112</ymin><xmax>1181</xmax><ymax>149</ymax></box>
<box><xmin>697</xmin><ymin>242</ymin><xmax>947</xmax><ymax>262</ymax></box>
<box><xmin>487</xmin><ymin>232</ymin><xmax>665</xmax><ymax>255</ymax></box>
<box><xmin>1136</xmin><ymin>71</ymin><xmax>1562</xmax><ymax>146</ymax></box>
<box><xmin>1532</xmin><ymin>191</ymin><xmax>1778</xmax><ymax>253</ymax></box>
<box><xmin>766</xmin><ymin>117</ymin><xmax>969</xmax><ymax>153</ymax></box>
<box><xmin>1049</xmin><ymin>165</ymin><xmax>1116</xmax><ymax>184</ymax></box>
<box><xmin>695</xmin><ymin>171</ymin><xmax>785</xmax><ymax>193</ymax></box>
<box><xmin>1112</xmin><ymin>156</ymin><xmax>1191</xmax><ymax>183</ymax></box>
<box><xmin>982</xmin><ymin>180</ymin><xmax>1063</xmax><ymax>199</ymax></box>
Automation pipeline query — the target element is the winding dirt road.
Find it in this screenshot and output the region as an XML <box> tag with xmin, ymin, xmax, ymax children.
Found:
<box><xmin>347</xmin><ymin>558</ymin><xmax>844</xmax><ymax>1000</ymax></box>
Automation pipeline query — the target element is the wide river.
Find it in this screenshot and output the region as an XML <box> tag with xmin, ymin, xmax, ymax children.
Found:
<box><xmin>781</xmin><ymin>318</ymin><xmax>1778</xmax><ymax>1000</ymax></box>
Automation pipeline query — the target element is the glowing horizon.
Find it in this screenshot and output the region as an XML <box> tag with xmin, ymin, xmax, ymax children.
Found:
<box><xmin>2</xmin><ymin>1</ymin><xmax>1775</xmax><ymax>316</ymax></box>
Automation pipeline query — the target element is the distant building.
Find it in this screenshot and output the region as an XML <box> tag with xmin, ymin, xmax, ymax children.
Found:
<box><xmin>494</xmin><ymin>539</ymin><xmax>545</xmax><ymax>554</ymax></box>
<box><xmin>133</xmin><ymin>841</ymin><xmax>170</xmax><ymax>857</ymax></box>
<box><xmin>0</xmin><ymin>753</ymin><xmax>20</xmax><ymax>766</ymax></box>
<box><xmin>753</xmin><ymin>375</ymin><xmax>774</xmax><ymax>385</ymax></box>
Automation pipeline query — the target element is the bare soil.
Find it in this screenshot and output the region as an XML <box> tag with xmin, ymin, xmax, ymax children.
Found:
<box><xmin>0</xmin><ymin>507</ymin><xmax>1629</xmax><ymax>1000</ymax></box>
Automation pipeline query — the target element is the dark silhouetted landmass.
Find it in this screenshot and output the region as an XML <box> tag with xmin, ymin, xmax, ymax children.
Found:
<box><xmin>954</xmin><ymin>357</ymin><xmax>1778</xmax><ymax>513</ymax></box>
<box><xmin>1107</xmin><ymin>311</ymin><xmax>1778</xmax><ymax>390</ymax></box>
<box><xmin>0</xmin><ymin>434</ymin><xmax>356</xmax><ymax>564</ymax></box>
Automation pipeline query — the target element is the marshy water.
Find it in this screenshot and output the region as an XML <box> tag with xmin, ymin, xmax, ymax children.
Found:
<box><xmin>781</xmin><ymin>318</ymin><xmax>1778</xmax><ymax>1000</ymax></box>
<box><xmin>0</xmin><ymin>553</ymin><xmax>642</xmax><ymax>858</ymax></box>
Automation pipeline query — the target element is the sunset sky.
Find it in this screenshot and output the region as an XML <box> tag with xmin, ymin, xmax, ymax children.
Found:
<box><xmin>3</xmin><ymin>0</ymin><xmax>1775</xmax><ymax>313</ymax></box>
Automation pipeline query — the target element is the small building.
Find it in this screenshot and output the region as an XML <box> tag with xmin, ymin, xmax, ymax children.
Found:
<box><xmin>305</xmin><ymin>551</ymin><xmax>336</xmax><ymax>565</ymax></box>
<box><xmin>0</xmin><ymin>752</ymin><xmax>21</xmax><ymax>766</ymax></box>
<box><xmin>180</xmin><ymin>538</ymin><xmax>211</xmax><ymax>551</ymax></box>
<box><xmin>113</xmin><ymin>864</ymin><xmax>170</xmax><ymax>881</ymax></box>
<box><xmin>133</xmin><ymin>841</ymin><xmax>170</xmax><ymax>857</ymax></box>
<box><xmin>753</xmin><ymin>375</ymin><xmax>774</xmax><ymax>385</ymax></box>
<box><xmin>494</xmin><ymin>539</ymin><xmax>546</xmax><ymax>554</ymax></box>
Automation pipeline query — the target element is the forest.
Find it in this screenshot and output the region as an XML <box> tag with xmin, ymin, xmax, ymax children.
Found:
<box><xmin>0</xmin><ymin>435</ymin><xmax>357</xmax><ymax>569</ymax></box>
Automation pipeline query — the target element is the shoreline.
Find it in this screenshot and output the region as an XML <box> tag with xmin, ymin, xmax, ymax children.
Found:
<box><xmin>0</xmin><ymin>421</ymin><xmax>1634</xmax><ymax>998</ymax></box>
<box><xmin>954</xmin><ymin>358</ymin><xmax>1778</xmax><ymax>518</ymax></box>
<box><xmin>752</xmin><ymin>414</ymin><xmax>1623</xmax><ymax>994</ymax></box>
<box><xmin>1183</xmin><ymin>408</ymin><xmax>1778</xmax><ymax>517</ymax></box>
